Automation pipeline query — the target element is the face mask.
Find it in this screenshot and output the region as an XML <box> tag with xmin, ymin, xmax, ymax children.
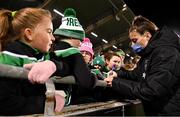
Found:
<box><xmin>131</xmin><ymin>43</ymin><xmax>144</xmax><ymax>53</ymax></box>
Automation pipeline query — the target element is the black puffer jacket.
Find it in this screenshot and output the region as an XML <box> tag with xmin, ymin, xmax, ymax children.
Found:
<box><xmin>112</xmin><ymin>26</ymin><xmax>180</xmax><ymax>115</ymax></box>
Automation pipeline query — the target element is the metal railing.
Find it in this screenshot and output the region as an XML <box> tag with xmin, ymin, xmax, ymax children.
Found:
<box><xmin>0</xmin><ymin>64</ymin><xmax>143</xmax><ymax>116</ymax></box>
<box><xmin>0</xmin><ymin>64</ymin><xmax>107</xmax><ymax>116</ymax></box>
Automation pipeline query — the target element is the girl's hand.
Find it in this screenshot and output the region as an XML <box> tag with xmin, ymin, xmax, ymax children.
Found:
<box><xmin>23</xmin><ymin>60</ymin><xmax>56</xmax><ymax>84</ymax></box>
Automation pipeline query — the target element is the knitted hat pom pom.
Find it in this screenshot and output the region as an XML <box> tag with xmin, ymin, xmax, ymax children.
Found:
<box><xmin>83</xmin><ymin>38</ymin><xmax>90</xmax><ymax>42</ymax></box>
<box><xmin>64</xmin><ymin>8</ymin><xmax>76</xmax><ymax>17</ymax></box>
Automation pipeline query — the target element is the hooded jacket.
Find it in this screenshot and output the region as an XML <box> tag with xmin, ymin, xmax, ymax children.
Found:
<box><xmin>113</xmin><ymin>26</ymin><xmax>180</xmax><ymax>115</ymax></box>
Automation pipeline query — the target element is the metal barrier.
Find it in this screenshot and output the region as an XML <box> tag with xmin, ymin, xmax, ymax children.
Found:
<box><xmin>0</xmin><ymin>64</ymin><xmax>107</xmax><ymax>87</ymax></box>
<box><xmin>0</xmin><ymin>64</ymin><xmax>144</xmax><ymax>116</ymax></box>
<box><xmin>29</xmin><ymin>99</ymin><xmax>143</xmax><ymax>116</ymax></box>
<box><xmin>0</xmin><ymin>64</ymin><xmax>107</xmax><ymax>116</ymax></box>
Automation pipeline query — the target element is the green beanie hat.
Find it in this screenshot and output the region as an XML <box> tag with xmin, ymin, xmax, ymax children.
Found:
<box><xmin>93</xmin><ymin>55</ymin><xmax>105</xmax><ymax>67</ymax></box>
<box><xmin>54</xmin><ymin>8</ymin><xmax>85</xmax><ymax>41</ymax></box>
<box><xmin>116</xmin><ymin>49</ymin><xmax>125</xmax><ymax>57</ymax></box>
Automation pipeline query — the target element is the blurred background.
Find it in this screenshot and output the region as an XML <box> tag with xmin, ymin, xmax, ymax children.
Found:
<box><xmin>0</xmin><ymin>0</ymin><xmax>179</xmax><ymax>57</ymax></box>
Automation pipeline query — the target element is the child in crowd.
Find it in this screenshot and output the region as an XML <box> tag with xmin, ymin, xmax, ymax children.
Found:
<box><xmin>91</xmin><ymin>55</ymin><xmax>106</xmax><ymax>80</ymax></box>
<box><xmin>102</xmin><ymin>51</ymin><xmax>121</xmax><ymax>77</ymax></box>
<box><xmin>89</xmin><ymin>52</ymin><xmax>120</xmax><ymax>102</ymax></box>
<box><xmin>92</xmin><ymin>55</ymin><xmax>105</xmax><ymax>70</ymax></box>
<box><xmin>79</xmin><ymin>38</ymin><xmax>94</xmax><ymax>65</ymax></box>
<box><xmin>115</xmin><ymin>49</ymin><xmax>125</xmax><ymax>70</ymax></box>
<box><xmin>0</xmin><ymin>8</ymin><xmax>69</xmax><ymax>115</ymax></box>
<box><xmin>52</xmin><ymin>8</ymin><xmax>96</xmax><ymax>105</ymax></box>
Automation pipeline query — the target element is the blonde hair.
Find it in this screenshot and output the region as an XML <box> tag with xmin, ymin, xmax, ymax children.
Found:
<box><xmin>0</xmin><ymin>8</ymin><xmax>52</xmax><ymax>51</ymax></box>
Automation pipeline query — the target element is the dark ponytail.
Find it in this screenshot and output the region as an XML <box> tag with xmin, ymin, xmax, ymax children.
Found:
<box><xmin>129</xmin><ymin>15</ymin><xmax>159</xmax><ymax>35</ymax></box>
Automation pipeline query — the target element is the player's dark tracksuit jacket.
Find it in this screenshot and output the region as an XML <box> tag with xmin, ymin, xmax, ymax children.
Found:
<box><xmin>113</xmin><ymin>26</ymin><xmax>180</xmax><ymax>115</ymax></box>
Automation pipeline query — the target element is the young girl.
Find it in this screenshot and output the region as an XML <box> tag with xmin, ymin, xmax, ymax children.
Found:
<box><xmin>79</xmin><ymin>38</ymin><xmax>94</xmax><ymax>65</ymax></box>
<box><xmin>0</xmin><ymin>8</ymin><xmax>69</xmax><ymax>115</ymax></box>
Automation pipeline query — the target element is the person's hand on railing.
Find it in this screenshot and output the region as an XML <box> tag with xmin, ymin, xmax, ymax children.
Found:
<box><xmin>104</xmin><ymin>71</ymin><xmax>117</xmax><ymax>87</ymax></box>
<box><xmin>54</xmin><ymin>90</ymin><xmax>66</xmax><ymax>112</ymax></box>
<box><xmin>23</xmin><ymin>60</ymin><xmax>56</xmax><ymax>84</ymax></box>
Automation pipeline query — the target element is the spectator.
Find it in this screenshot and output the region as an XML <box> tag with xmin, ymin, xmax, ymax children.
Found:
<box><xmin>79</xmin><ymin>38</ymin><xmax>94</xmax><ymax>64</ymax></box>
<box><xmin>116</xmin><ymin>49</ymin><xmax>126</xmax><ymax>68</ymax></box>
<box><xmin>0</xmin><ymin>8</ymin><xmax>69</xmax><ymax>115</ymax></box>
<box><xmin>102</xmin><ymin>51</ymin><xmax>121</xmax><ymax>77</ymax></box>
<box><xmin>90</xmin><ymin>55</ymin><xmax>105</xmax><ymax>80</ymax></box>
<box><xmin>92</xmin><ymin>55</ymin><xmax>105</xmax><ymax>70</ymax></box>
<box><xmin>52</xmin><ymin>8</ymin><xmax>96</xmax><ymax>105</ymax></box>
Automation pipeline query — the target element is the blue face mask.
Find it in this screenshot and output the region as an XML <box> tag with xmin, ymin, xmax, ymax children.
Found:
<box><xmin>131</xmin><ymin>43</ymin><xmax>144</xmax><ymax>53</ymax></box>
